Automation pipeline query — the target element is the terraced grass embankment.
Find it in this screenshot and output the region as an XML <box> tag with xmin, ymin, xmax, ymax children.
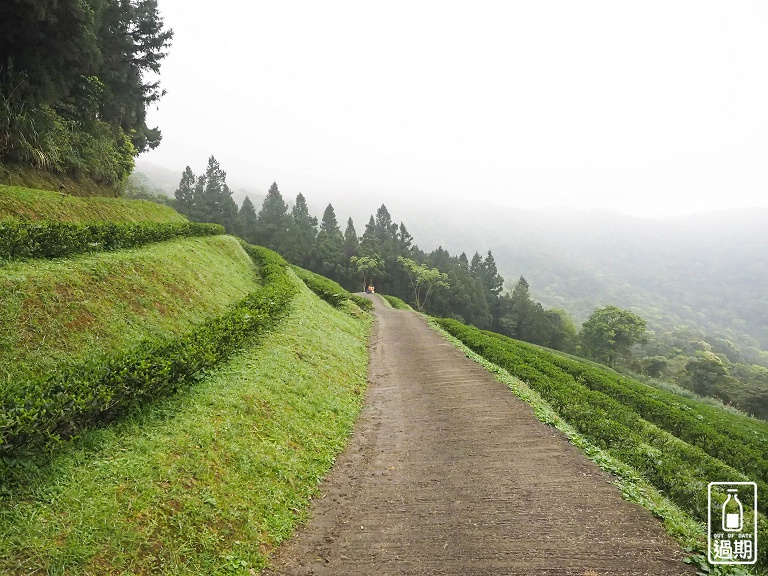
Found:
<box><xmin>0</xmin><ymin>185</ymin><xmax>182</xmax><ymax>222</ymax></box>
<box><xmin>0</xmin><ymin>272</ymin><xmax>371</xmax><ymax>575</ymax></box>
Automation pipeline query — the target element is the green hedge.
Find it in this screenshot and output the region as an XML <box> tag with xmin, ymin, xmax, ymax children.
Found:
<box><xmin>478</xmin><ymin>330</ymin><xmax>768</xmax><ymax>506</ymax></box>
<box><xmin>436</xmin><ymin>317</ymin><xmax>768</xmax><ymax>569</ymax></box>
<box><xmin>0</xmin><ymin>243</ymin><xmax>295</xmax><ymax>488</ymax></box>
<box><xmin>291</xmin><ymin>266</ymin><xmax>373</xmax><ymax>312</ymax></box>
<box><xmin>382</xmin><ymin>294</ymin><xmax>411</xmax><ymax>310</ymax></box>
<box><xmin>0</xmin><ymin>220</ymin><xmax>225</xmax><ymax>263</ymax></box>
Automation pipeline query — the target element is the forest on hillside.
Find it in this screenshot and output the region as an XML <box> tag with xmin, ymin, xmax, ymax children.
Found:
<box><xmin>165</xmin><ymin>156</ymin><xmax>768</xmax><ymax>421</ymax></box>
<box><xmin>0</xmin><ymin>0</ymin><xmax>172</xmax><ymax>185</ymax></box>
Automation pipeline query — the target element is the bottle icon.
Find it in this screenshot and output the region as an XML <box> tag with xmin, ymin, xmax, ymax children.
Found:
<box><xmin>722</xmin><ymin>489</ymin><xmax>743</xmax><ymax>532</ymax></box>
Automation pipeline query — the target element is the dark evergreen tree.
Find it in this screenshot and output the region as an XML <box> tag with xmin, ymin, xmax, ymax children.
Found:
<box><xmin>285</xmin><ymin>193</ymin><xmax>317</xmax><ymax>267</ymax></box>
<box><xmin>313</xmin><ymin>203</ymin><xmax>345</xmax><ymax>281</ymax></box>
<box><xmin>374</xmin><ymin>204</ymin><xmax>398</xmax><ymax>242</ymax></box>
<box><xmin>507</xmin><ymin>276</ymin><xmax>534</xmax><ymax>338</ymax></box>
<box><xmin>469</xmin><ymin>252</ymin><xmax>484</xmax><ymax>276</ymax></box>
<box><xmin>198</xmin><ymin>155</ymin><xmax>237</xmax><ymax>231</ymax></box>
<box><xmin>174</xmin><ymin>166</ymin><xmax>196</xmax><ymax>217</ymax></box>
<box><xmin>0</xmin><ymin>0</ymin><xmax>173</xmax><ymax>182</ymax></box>
<box><xmin>398</xmin><ymin>222</ymin><xmax>414</xmax><ymax>256</ymax></box>
<box><xmin>237</xmin><ymin>196</ymin><xmax>259</xmax><ymax>244</ymax></box>
<box><xmin>343</xmin><ymin>218</ymin><xmax>358</xmax><ymax>261</ymax></box>
<box><xmin>359</xmin><ymin>215</ymin><xmax>379</xmax><ymax>257</ymax></box>
<box><xmin>482</xmin><ymin>250</ymin><xmax>504</xmax><ymax>296</ymax></box>
<box><xmin>96</xmin><ymin>0</ymin><xmax>173</xmax><ymax>152</ymax></box>
<box><xmin>255</xmin><ymin>182</ymin><xmax>291</xmax><ymax>253</ymax></box>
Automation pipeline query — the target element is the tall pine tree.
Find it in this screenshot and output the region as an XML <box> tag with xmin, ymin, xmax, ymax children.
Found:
<box><xmin>237</xmin><ymin>196</ymin><xmax>259</xmax><ymax>244</ymax></box>
<box><xmin>174</xmin><ymin>166</ymin><xmax>196</xmax><ymax>218</ymax></box>
<box><xmin>255</xmin><ymin>182</ymin><xmax>291</xmax><ymax>253</ymax></box>
<box><xmin>313</xmin><ymin>203</ymin><xmax>344</xmax><ymax>281</ymax></box>
<box><xmin>285</xmin><ymin>193</ymin><xmax>317</xmax><ymax>267</ymax></box>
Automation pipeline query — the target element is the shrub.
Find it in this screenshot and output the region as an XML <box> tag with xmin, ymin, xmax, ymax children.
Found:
<box><xmin>0</xmin><ymin>243</ymin><xmax>296</xmax><ymax>487</ymax></box>
<box><xmin>382</xmin><ymin>294</ymin><xmax>411</xmax><ymax>310</ymax></box>
<box><xmin>291</xmin><ymin>265</ymin><xmax>373</xmax><ymax>312</ymax></box>
<box><xmin>438</xmin><ymin>317</ymin><xmax>768</xmax><ymax>568</ymax></box>
<box><xmin>0</xmin><ymin>220</ymin><xmax>224</xmax><ymax>263</ymax></box>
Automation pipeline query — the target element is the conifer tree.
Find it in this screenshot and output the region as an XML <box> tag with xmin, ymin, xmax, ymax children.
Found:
<box><xmin>237</xmin><ymin>196</ymin><xmax>259</xmax><ymax>244</ymax></box>
<box><xmin>285</xmin><ymin>193</ymin><xmax>317</xmax><ymax>266</ymax></box>
<box><xmin>469</xmin><ymin>252</ymin><xmax>484</xmax><ymax>276</ymax></box>
<box><xmin>508</xmin><ymin>276</ymin><xmax>533</xmax><ymax>338</ymax></box>
<box><xmin>198</xmin><ymin>155</ymin><xmax>237</xmax><ymax>231</ymax></box>
<box><xmin>359</xmin><ymin>215</ymin><xmax>379</xmax><ymax>257</ymax></box>
<box><xmin>374</xmin><ymin>204</ymin><xmax>397</xmax><ymax>241</ymax></box>
<box><xmin>482</xmin><ymin>250</ymin><xmax>504</xmax><ymax>296</ymax></box>
<box><xmin>255</xmin><ymin>182</ymin><xmax>291</xmax><ymax>253</ymax></box>
<box><xmin>174</xmin><ymin>166</ymin><xmax>196</xmax><ymax>217</ymax></box>
<box><xmin>398</xmin><ymin>222</ymin><xmax>414</xmax><ymax>255</ymax></box>
<box><xmin>342</xmin><ymin>218</ymin><xmax>358</xmax><ymax>261</ymax></box>
<box><xmin>341</xmin><ymin>217</ymin><xmax>360</xmax><ymax>290</ymax></box>
<box><xmin>313</xmin><ymin>203</ymin><xmax>344</xmax><ymax>280</ymax></box>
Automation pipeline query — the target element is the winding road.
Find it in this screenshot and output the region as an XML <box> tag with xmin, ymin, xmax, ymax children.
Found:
<box><xmin>264</xmin><ymin>296</ymin><xmax>694</xmax><ymax>575</ymax></box>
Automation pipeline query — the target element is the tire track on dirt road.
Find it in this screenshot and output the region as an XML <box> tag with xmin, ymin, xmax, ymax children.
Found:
<box><xmin>263</xmin><ymin>296</ymin><xmax>694</xmax><ymax>575</ymax></box>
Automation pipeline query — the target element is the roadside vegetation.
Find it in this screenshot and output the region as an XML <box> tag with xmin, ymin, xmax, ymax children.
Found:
<box><xmin>1</xmin><ymin>239</ymin><xmax>296</xmax><ymax>485</ymax></box>
<box><xmin>381</xmin><ymin>294</ymin><xmax>411</xmax><ymax>310</ymax></box>
<box><xmin>0</xmin><ymin>235</ymin><xmax>259</xmax><ymax>381</ymax></box>
<box><xmin>291</xmin><ymin>265</ymin><xmax>373</xmax><ymax>312</ymax></box>
<box><xmin>0</xmin><ymin>274</ymin><xmax>370</xmax><ymax>574</ymax></box>
<box><xmin>0</xmin><ymin>186</ymin><xmax>372</xmax><ymax>574</ymax></box>
<box><xmin>436</xmin><ymin>317</ymin><xmax>768</xmax><ymax>572</ymax></box>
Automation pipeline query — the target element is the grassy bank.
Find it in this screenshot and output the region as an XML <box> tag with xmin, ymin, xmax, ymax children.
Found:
<box><xmin>0</xmin><ymin>235</ymin><xmax>258</xmax><ymax>380</ymax></box>
<box><xmin>0</xmin><ymin>185</ymin><xmax>183</xmax><ymax>223</ymax></box>
<box><xmin>381</xmin><ymin>294</ymin><xmax>411</xmax><ymax>310</ymax></box>
<box><xmin>0</xmin><ymin>273</ymin><xmax>371</xmax><ymax>575</ymax></box>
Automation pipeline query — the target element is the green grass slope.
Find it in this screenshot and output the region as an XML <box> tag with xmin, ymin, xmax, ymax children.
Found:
<box><xmin>0</xmin><ymin>185</ymin><xmax>183</xmax><ymax>223</ymax></box>
<box><xmin>436</xmin><ymin>317</ymin><xmax>768</xmax><ymax>573</ymax></box>
<box><xmin>0</xmin><ymin>235</ymin><xmax>258</xmax><ymax>380</ymax></box>
<box><xmin>0</xmin><ymin>271</ymin><xmax>371</xmax><ymax>575</ymax></box>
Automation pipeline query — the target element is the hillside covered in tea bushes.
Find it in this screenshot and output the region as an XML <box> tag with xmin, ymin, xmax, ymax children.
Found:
<box><xmin>0</xmin><ymin>185</ymin><xmax>371</xmax><ymax>574</ymax></box>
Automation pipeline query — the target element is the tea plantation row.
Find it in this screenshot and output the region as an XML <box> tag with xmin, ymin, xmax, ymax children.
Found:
<box><xmin>437</xmin><ymin>318</ymin><xmax>768</xmax><ymax>569</ymax></box>
<box><xmin>0</xmin><ymin>220</ymin><xmax>225</xmax><ymax>263</ymax></box>
<box><xmin>0</xmin><ymin>243</ymin><xmax>295</xmax><ymax>489</ymax></box>
<box><xmin>291</xmin><ymin>266</ymin><xmax>373</xmax><ymax>311</ymax></box>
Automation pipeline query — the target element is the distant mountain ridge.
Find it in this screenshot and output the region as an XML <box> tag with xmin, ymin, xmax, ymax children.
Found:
<box><xmin>129</xmin><ymin>161</ymin><xmax>767</xmax><ymax>358</ymax></box>
<box><xmin>403</xmin><ymin>202</ymin><xmax>768</xmax><ymax>358</ymax></box>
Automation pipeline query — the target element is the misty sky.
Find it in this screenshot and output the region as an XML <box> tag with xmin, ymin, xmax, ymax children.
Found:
<box><xmin>142</xmin><ymin>1</ymin><xmax>768</xmax><ymax>218</ymax></box>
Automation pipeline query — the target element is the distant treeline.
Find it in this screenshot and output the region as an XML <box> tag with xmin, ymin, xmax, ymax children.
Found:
<box><xmin>170</xmin><ymin>156</ymin><xmax>768</xmax><ymax>421</ymax></box>
<box><xmin>170</xmin><ymin>156</ymin><xmax>577</xmax><ymax>351</ymax></box>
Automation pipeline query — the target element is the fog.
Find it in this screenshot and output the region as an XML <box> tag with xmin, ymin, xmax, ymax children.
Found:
<box><xmin>142</xmin><ymin>1</ymin><xmax>768</xmax><ymax>219</ymax></box>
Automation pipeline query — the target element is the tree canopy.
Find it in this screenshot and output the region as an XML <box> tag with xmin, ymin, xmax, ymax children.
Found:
<box><xmin>398</xmin><ymin>257</ymin><xmax>449</xmax><ymax>311</ymax></box>
<box><xmin>0</xmin><ymin>0</ymin><xmax>173</xmax><ymax>185</ymax></box>
<box><xmin>580</xmin><ymin>305</ymin><xmax>647</xmax><ymax>366</ymax></box>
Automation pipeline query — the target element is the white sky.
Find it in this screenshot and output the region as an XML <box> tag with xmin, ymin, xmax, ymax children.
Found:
<box><xmin>142</xmin><ymin>1</ymin><xmax>768</xmax><ymax>218</ymax></box>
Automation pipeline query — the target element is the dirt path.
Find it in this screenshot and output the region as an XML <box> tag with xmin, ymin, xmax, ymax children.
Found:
<box><xmin>264</xmin><ymin>298</ymin><xmax>694</xmax><ymax>575</ymax></box>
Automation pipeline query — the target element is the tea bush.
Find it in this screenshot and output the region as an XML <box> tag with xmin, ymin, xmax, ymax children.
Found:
<box><xmin>437</xmin><ymin>317</ymin><xmax>768</xmax><ymax>569</ymax></box>
<box><xmin>0</xmin><ymin>220</ymin><xmax>224</xmax><ymax>263</ymax></box>
<box><xmin>0</xmin><ymin>243</ymin><xmax>295</xmax><ymax>487</ymax></box>
<box><xmin>291</xmin><ymin>265</ymin><xmax>373</xmax><ymax>311</ymax></box>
